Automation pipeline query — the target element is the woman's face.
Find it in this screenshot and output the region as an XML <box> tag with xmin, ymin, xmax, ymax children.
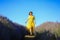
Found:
<box><xmin>30</xmin><ymin>13</ymin><xmax>32</xmax><ymax>15</ymax></box>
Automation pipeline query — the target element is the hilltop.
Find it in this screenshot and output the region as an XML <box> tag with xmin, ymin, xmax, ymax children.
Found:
<box><xmin>35</xmin><ymin>22</ymin><xmax>60</xmax><ymax>40</ymax></box>
<box><xmin>36</xmin><ymin>22</ymin><xmax>60</xmax><ymax>33</ymax></box>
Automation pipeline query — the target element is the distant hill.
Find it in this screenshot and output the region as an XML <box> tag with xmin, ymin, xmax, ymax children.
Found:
<box><xmin>35</xmin><ymin>22</ymin><xmax>60</xmax><ymax>36</ymax></box>
<box><xmin>0</xmin><ymin>16</ymin><xmax>28</xmax><ymax>40</ymax></box>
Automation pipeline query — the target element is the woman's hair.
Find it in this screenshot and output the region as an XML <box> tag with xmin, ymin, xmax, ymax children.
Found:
<box><xmin>29</xmin><ymin>11</ymin><xmax>33</xmax><ymax>15</ymax></box>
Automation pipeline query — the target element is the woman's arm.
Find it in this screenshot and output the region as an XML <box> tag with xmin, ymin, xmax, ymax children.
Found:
<box><xmin>25</xmin><ymin>19</ymin><xmax>28</xmax><ymax>23</ymax></box>
<box><xmin>25</xmin><ymin>16</ymin><xmax>29</xmax><ymax>23</ymax></box>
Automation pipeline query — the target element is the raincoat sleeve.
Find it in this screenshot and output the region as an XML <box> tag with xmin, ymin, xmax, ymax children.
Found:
<box><xmin>25</xmin><ymin>16</ymin><xmax>29</xmax><ymax>23</ymax></box>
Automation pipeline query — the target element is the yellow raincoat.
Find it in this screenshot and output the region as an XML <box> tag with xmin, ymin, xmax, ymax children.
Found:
<box><xmin>26</xmin><ymin>15</ymin><xmax>35</xmax><ymax>32</ymax></box>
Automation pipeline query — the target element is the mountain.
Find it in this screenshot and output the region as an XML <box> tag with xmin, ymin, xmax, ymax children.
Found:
<box><xmin>35</xmin><ymin>22</ymin><xmax>60</xmax><ymax>36</ymax></box>
<box><xmin>0</xmin><ymin>16</ymin><xmax>28</xmax><ymax>40</ymax></box>
<box><xmin>34</xmin><ymin>22</ymin><xmax>60</xmax><ymax>40</ymax></box>
<box><xmin>0</xmin><ymin>15</ymin><xmax>60</xmax><ymax>40</ymax></box>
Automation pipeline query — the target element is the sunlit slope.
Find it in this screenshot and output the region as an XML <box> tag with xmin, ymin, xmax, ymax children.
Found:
<box><xmin>35</xmin><ymin>22</ymin><xmax>60</xmax><ymax>37</ymax></box>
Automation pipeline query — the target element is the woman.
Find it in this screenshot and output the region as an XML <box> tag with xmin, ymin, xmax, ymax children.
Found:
<box><xmin>25</xmin><ymin>11</ymin><xmax>35</xmax><ymax>35</ymax></box>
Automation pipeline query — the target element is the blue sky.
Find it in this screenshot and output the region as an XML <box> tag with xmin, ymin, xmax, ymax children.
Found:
<box><xmin>0</xmin><ymin>0</ymin><xmax>60</xmax><ymax>26</ymax></box>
